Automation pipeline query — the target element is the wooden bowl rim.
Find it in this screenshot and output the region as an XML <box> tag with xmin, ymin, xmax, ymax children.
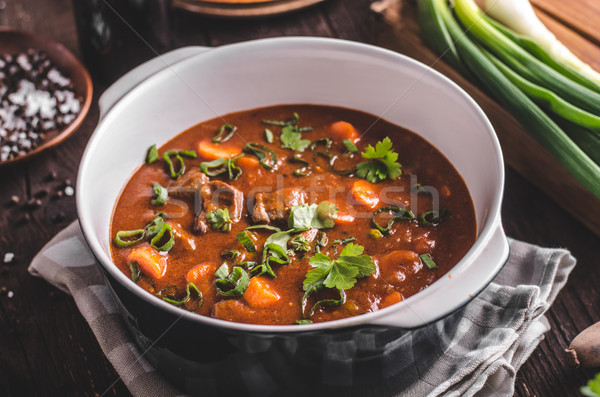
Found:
<box><xmin>0</xmin><ymin>28</ymin><xmax>93</xmax><ymax>166</ymax></box>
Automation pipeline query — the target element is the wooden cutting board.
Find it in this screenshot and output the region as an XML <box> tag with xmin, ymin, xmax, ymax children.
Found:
<box><xmin>371</xmin><ymin>0</ymin><xmax>600</xmax><ymax>236</ymax></box>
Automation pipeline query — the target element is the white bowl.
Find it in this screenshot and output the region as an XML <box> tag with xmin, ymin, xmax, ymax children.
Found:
<box><xmin>77</xmin><ymin>37</ymin><xmax>508</xmax><ymax>332</ymax></box>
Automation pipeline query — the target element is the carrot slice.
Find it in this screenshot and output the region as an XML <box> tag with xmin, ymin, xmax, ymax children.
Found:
<box><xmin>244</xmin><ymin>276</ymin><xmax>280</xmax><ymax>308</ymax></box>
<box><xmin>197</xmin><ymin>140</ymin><xmax>240</xmax><ymax>160</ymax></box>
<box><xmin>330</xmin><ymin>201</ymin><xmax>356</xmax><ymax>224</ymax></box>
<box><xmin>380</xmin><ymin>291</ymin><xmax>403</xmax><ymax>308</ymax></box>
<box><xmin>185</xmin><ymin>263</ymin><xmax>216</xmax><ymax>285</ymax></box>
<box><xmin>127</xmin><ymin>246</ymin><xmax>167</xmax><ymax>280</ymax></box>
<box><xmin>236</xmin><ymin>155</ymin><xmax>260</xmax><ymax>170</ymax></box>
<box><xmin>351</xmin><ymin>180</ymin><xmax>380</xmax><ymax>208</ymax></box>
<box><xmin>329</xmin><ymin>121</ymin><xmax>360</xmax><ymax>143</ymax></box>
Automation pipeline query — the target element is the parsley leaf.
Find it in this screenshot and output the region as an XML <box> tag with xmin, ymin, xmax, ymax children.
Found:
<box><xmin>206</xmin><ymin>208</ymin><xmax>233</xmax><ymax>232</ymax></box>
<box><xmin>288</xmin><ymin>201</ymin><xmax>338</xmax><ymax>230</ymax></box>
<box><xmin>304</xmin><ymin>243</ymin><xmax>375</xmax><ymax>292</ymax></box>
<box><xmin>581</xmin><ymin>372</ymin><xmax>600</xmax><ymax>397</ymax></box>
<box><xmin>280</xmin><ymin>125</ymin><xmax>311</xmax><ymax>152</ymax></box>
<box><xmin>356</xmin><ymin>137</ymin><xmax>402</xmax><ymax>183</ymax></box>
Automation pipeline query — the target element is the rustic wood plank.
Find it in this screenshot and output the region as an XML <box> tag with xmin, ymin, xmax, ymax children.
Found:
<box><xmin>532</xmin><ymin>0</ymin><xmax>600</xmax><ymax>46</ymax></box>
<box><xmin>535</xmin><ymin>8</ymin><xmax>600</xmax><ymax>72</ymax></box>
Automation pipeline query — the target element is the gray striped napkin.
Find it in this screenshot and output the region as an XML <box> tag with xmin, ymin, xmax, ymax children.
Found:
<box><xmin>29</xmin><ymin>221</ymin><xmax>576</xmax><ymax>397</ymax></box>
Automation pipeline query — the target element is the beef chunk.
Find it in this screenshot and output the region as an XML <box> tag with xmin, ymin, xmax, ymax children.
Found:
<box><xmin>168</xmin><ymin>168</ymin><xmax>209</xmax><ymax>200</ymax></box>
<box><xmin>194</xmin><ymin>181</ymin><xmax>244</xmax><ymax>233</ymax></box>
<box><xmin>252</xmin><ymin>187</ymin><xmax>307</xmax><ymax>224</ymax></box>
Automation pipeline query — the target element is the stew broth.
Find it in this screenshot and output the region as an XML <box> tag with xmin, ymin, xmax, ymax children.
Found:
<box><xmin>110</xmin><ymin>104</ymin><xmax>476</xmax><ymax>325</ymax></box>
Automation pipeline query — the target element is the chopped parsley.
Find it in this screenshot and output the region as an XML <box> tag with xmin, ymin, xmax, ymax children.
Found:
<box><xmin>288</xmin><ymin>201</ymin><xmax>337</xmax><ymax>230</ymax></box>
<box><xmin>280</xmin><ymin>125</ymin><xmax>311</xmax><ymax>152</ymax></box>
<box><xmin>356</xmin><ymin>137</ymin><xmax>402</xmax><ymax>183</ymax></box>
<box><xmin>206</xmin><ymin>208</ymin><xmax>233</xmax><ymax>232</ymax></box>
<box><xmin>582</xmin><ymin>372</ymin><xmax>600</xmax><ymax>397</ymax></box>
<box><xmin>301</xmin><ymin>243</ymin><xmax>375</xmax><ymax>318</ymax></box>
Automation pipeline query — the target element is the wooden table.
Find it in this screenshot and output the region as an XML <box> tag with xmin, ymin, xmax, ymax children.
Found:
<box><xmin>0</xmin><ymin>0</ymin><xmax>598</xmax><ymax>395</ymax></box>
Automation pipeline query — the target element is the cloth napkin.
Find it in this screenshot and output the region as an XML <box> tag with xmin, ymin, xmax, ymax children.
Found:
<box><xmin>29</xmin><ymin>221</ymin><xmax>576</xmax><ymax>397</ymax></box>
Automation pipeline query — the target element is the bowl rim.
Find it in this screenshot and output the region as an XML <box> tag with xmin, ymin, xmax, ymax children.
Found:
<box><xmin>77</xmin><ymin>36</ymin><xmax>506</xmax><ymax>333</ymax></box>
<box><xmin>0</xmin><ymin>28</ymin><xmax>93</xmax><ymax>166</ymax></box>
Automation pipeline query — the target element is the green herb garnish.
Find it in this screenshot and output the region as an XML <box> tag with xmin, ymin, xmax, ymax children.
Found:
<box><xmin>222</xmin><ymin>250</ymin><xmax>241</xmax><ymax>261</ymax></box>
<box><xmin>262</xmin><ymin>112</ymin><xmax>300</xmax><ymax>126</ymax></box>
<box><xmin>242</xmin><ymin>143</ymin><xmax>277</xmax><ymax>170</ymax></box>
<box><xmin>212</xmin><ymin>124</ymin><xmax>237</xmax><ymax>144</ymax></box>
<box><xmin>304</xmin><ymin>243</ymin><xmax>376</xmax><ymax>291</ymax></box>
<box><xmin>265</xmin><ymin>129</ymin><xmax>274</xmax><ymax>143</ymax></box>
<box><xmin>356</xmin><ymin>137</ymin><xmax>402</xmax><ymax>183</ymax></box>
<box><xmin>291</xmin><ymin>236</ymin><xmax>310</xmax><ymax>252</ymax></box>
<box><xmin>280</xmin><ymin>125</ymin><xmax>311</xmax><ymax>152</ymax></box>
<box><xmin>236</xmin><ymin>230</ymin><xmax>256</xmax><ymax>252</ymax></box>
<box><xmin>343</xmin><ymin>139</ymin><xmax>359</xmax><ymax>153</ymax></box>
<box><xmin>160</xmin><ymin>282</ymin><xmax>203</xmax><ymax>312</ymax></box>
<box><xmin>372</xmin><ymin>206</ymin><xmax>415</xmax><ymax>235</ymax></box>
<box><xmin>289</xmin><ymin>155</ymin><xmax>312</xmax><ymax>177</ymax></box>
<box><xmin>164</xmin><ymin>150</ymin><xmax>197</xmax><ymax>179</ymax></box>
<box><xmin>206</xmin><ymin>208</ymin><xmax>233</xmax><ymax>232</ymax></box>
<box><xmin>200</xmin><ymin>154</ymin><xmax>244</xmax><ymax>180</ymax></box>
<box><xmin>420</xmin><ymin>253</ymin><xmax>438</xmax><ymax>270</ymax></box>
<box><xmin>301</xmin><ymin>243</ymin><xmax>374</xmax><ymax>318</ymax></box>
<box><xmin>115</xmin><ymin>229</ymin><xmax>146</xmax><ymax>247</ymax></box>
<box><xmin>151</xmin><ymin>182</ymin><xmax>168</xmax><ymax>205</ymax></box>
<box><xmin>146</xmin><ymin>144</ymin><xmax>158</xmax><ymax>164</ymax></box>
<box><xmin>581</xmin><ymin>372</ymin><xmax>600</xmax><ymax>397</ymax></box>
<box><xmin>419</xmin><ymin>209</ymin><xmax>449</xmax><ymax>226</ymax></box>
<box><xmin>288</xmin><ymin>201</ymin><xmax>337</xmax><ymax>230</ymax></box>
<box><xmin>214</xmin><ymin>264</ymin><xmax>250</xmax><ymax>297</ymax></box>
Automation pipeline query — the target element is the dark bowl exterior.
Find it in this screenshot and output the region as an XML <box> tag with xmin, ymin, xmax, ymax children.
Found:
<box><xmin>98</xmin><ymin>261</ymin><xmax>456</xmax><ymax>396</ymax></box>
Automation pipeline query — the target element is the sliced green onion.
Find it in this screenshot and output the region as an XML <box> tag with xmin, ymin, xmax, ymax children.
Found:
<box><xmin>200</xmin><ymin>158</ymin><xmax>227</xmax><ymax>177</ymax></box>
<box><xmin>419</xmin><ymin>209</ymin><xmax>449</xmax><ymax>226</ymax></box>
<box><xmin>214</xmin><ymin>263</ymin><xmax>230</xmax><ymax>279</ymax></box>
<box><xmin>289</xmin><ymin>155</ymin><xmax>312</xmax><ymax>177</ymax></box>
<box><xmin>343</xmin><ymin>139</ymin><xmax>359</xmax><ymax>153</ymax></box>
<box><xmin>222</xmin><ymin>250</ymin><xmax>241</xmax><ymax>261</ymax></box>
<box><xmin>243</xmin><ymin>143</ymin><xmax>277</xmax><ymax>170</ymax></box>
<box><xmin>372</xmin><ymin>206</ymin><xmax>415</xmax><ymax>235</ymax></box>
<box><xmin>331</xmin><ymin>237</ymin><xmax>357</xmax><ymax>245</ymax></box>
<box><xmin>236</xmin><ymin>230</ymin><xmax>256</xmax><ymax>252</ymax></box>
<box><xmin>152</xmin><ymin>182</ymin><xmax>168</xmax><ymax>205</ymax></box>
<box><xmin>215</xmin><ymin>266</ymin><xmax>250</xmax><ymax>297</ymax></box>
<box><xmin>146</xmin><ymin>144</ymin><xmax>158</xmax><ymax>164</ymax></box>
<box><xmin>161</xmin><ymin>282</ymin><xmax>203</xmax><ymax>312</ymax></box>
<box><xmin>301</xmin><ymin>283</ymin><xmax>346</xmax><ymax>319</ymax></box>
<box><xmin>296</xmin><ymin>319</ymin><xmax>313</xmax><ymax>325</ymax></box>
<box><xmin>227</xmin><ymin>154</ymin><xmax>244</xmax><ymax>181</ymax></box>
<box><xmin>129</xmin><ymin>260</ymin><xmax>142</xmax><ymax>283</ymax></box>
<box><xmin>262</xmin><ymin>112</ymin><xmax>300</xmax><ymax>126</ymax></box>
<box><xmin>164</xmin><ymin>149</ymin><xmax>198</xmax><ymax>178</ymax></box>
<box><xmin>420</xmin><ymin>253</ymin><xmax>438</xmax><ymax>270</ymax></box>
<box><xmin>146</xmin><ymin>215</ymin><xmax>166</xmax><ymax>238</ymax></box>
<box><xmin>245</xmin><ymin>224</ymin><xmax>282</xmax><ymax>232</ymax></box>
<box><xmin>115</xmin><ymin>229</ymin><xmax>146</xmax><ymax>247</ymax></box>
<box><xmin>212</xmin><ymin>124</ymin><xmax>237</xmax><ymax>144</ymax></box>
<box><xmin>150</xmin><ymin>222</ymin><xmax>174</xmax><ymax>252</ymax></box>
<box><xmin>265</xmin><ymin>129</ymin><xmax>274</xmax><ymax>143</ymax></box>
<box><xmin>200</xmin><ymin>154</ymin><xmax>244</xmax><ymax>181</ymax></box>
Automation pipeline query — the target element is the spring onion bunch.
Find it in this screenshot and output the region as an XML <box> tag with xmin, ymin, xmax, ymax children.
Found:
<box><xmin>418</xmin><ymin>0</ymin><xmax>600</xmax><ymax>199</ymax></box>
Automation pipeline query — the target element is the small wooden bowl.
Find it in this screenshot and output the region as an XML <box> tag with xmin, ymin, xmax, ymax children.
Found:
<box><xmin>0</xmin><ymin>29</ymin><xmax>93</xmax><ymax>166</ymax></box>
<box><xmin>172</xmin><ymin>0</ymin><xmax>326</xmax><ymax>18</ymax></box>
